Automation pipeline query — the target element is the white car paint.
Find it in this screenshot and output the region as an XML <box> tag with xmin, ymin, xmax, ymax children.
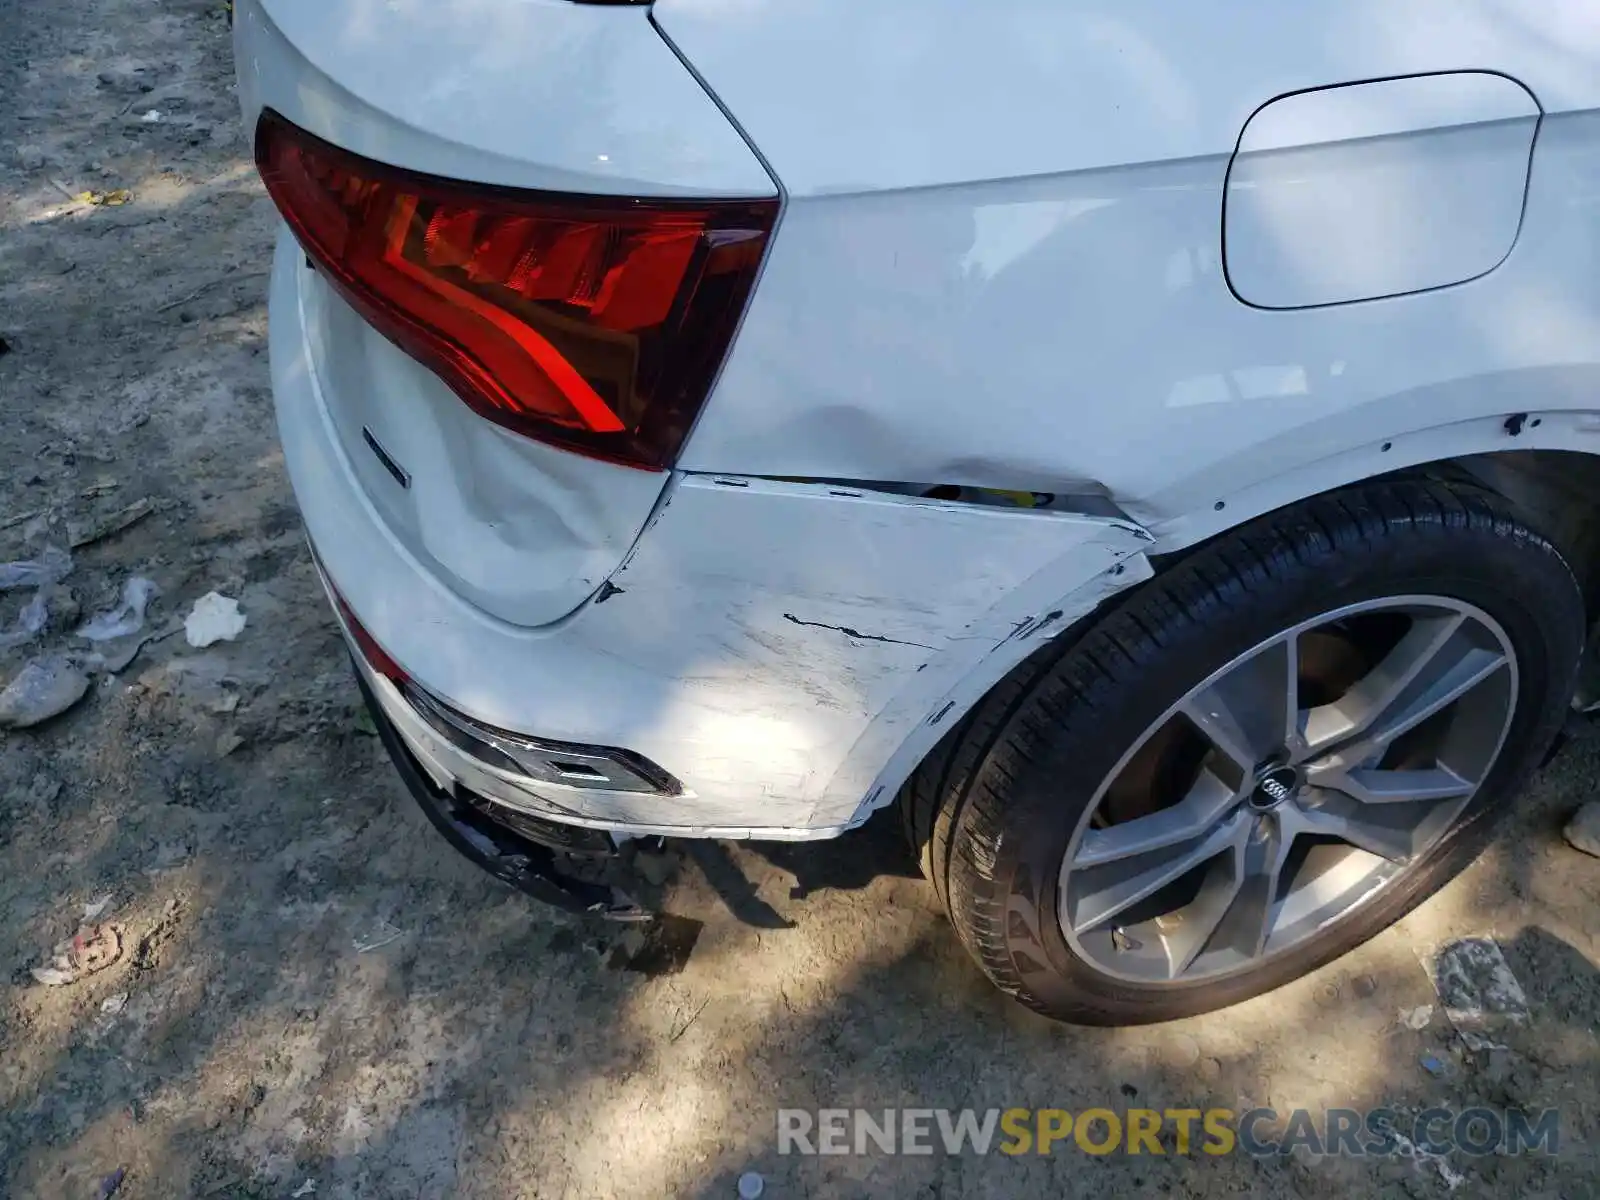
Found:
<box><xmin>233</xmin><ymin>0</ymin><xmax>773</xmax><ymax>196</ymax></box>
<box><xmin>244</xmin><ymin>0</ymin><xmax>1600</xmax><ymax>838</ymax></box>
<box><xmin>298</xmin><ymin>263</ymin><xmax>668</xmax><ymax>627</ymax></box>
<box><xmin>1226</xmin><ymin>73</ymin><xmax>1539</xmax><ymax>308</ymax></box>
<box><xmin>277</xmin><ymin>228</ymin><xmax>1152</xmax><ymax>833</ymax></box>
<box><xmin>661</xmin><ymin>0</ymin><xmax>1600</xmax><ymax>547</ymax></box>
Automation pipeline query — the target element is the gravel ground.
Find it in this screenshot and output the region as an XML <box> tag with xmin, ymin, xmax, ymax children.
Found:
<box><xmin>1</xmin><ymin>2</ymin><xmax>1598</xmax><ymax>1197</ymax></box>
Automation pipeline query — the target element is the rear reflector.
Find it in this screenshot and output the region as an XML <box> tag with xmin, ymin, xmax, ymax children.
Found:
<box><xmin>330</xmin><ymin>589</ymin><xmax>407</xmax><ymax>685</ymax></box>
<box><xmin>255</xmin><ymin>110</ymin><xmax>776</xmax><ymax>469</ymax></box>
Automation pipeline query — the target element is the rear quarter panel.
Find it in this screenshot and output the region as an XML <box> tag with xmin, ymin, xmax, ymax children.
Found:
<box><xmin>662</xmin><ymin>0</ymin><xmax>1600</xmax><ymax>548</ymax></box>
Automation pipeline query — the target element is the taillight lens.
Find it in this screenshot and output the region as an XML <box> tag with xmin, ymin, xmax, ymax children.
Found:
<box><xmin>255</xmin><ymin>110</ymin><xmax>776</xmax><ymax>469</ymax></box>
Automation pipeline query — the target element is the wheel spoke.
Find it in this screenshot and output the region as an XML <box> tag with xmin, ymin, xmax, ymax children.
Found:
<box><xmin>1198</xmin><ymin>813</ymin><xmax>1296</xmax><ymax>961</ymax></box>
<box><xmin>1241</xmin><ymin>815</ymin><xmax>1296</xmax><ymax>956</ymax></box>
<box><xmin>1295</xmin><ymin>789</ymin><xmax>1426</xmax><ymax>862</ymax></box>
<box><xmin>1302</xmin><ymin>614</ymin><xmax>1506</xmax><ymax>759</ymax></box>
<box><xmin>1162</xmin><ymin>847</ymin><xmax>1247</xmax><ymax>977</ymax></box>
<box><xmin>1183</xmin><ymin>639</ymin><xmax>1299</xmax><ymax>771</ymax></box>
<box><xmin>1067</xmin><ymin>810</ymin><xmax>1247</xmax><ymax>934</ymax></box>
<box><xmin>1074</xmin><ymin>768</ymin><xmax>1237</xmax><ymax>868</ymax></box>
<box><xmin>1305</xmin><ymin>764</ymin><xmax>1474</xmax><ymax>805</ymax></box>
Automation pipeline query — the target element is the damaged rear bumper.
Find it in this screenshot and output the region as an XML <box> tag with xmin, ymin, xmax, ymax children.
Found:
<box><xmin>353</xmin><ymin>664</ymin><xmax>653</xmax><ymax>920</ymax></box>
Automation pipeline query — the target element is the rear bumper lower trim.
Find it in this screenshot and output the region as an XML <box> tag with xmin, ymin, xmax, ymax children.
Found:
<box><xmin>355</xmin><ymin>666</ymin><xmax>653</xmax><ymax>921</ymax></box>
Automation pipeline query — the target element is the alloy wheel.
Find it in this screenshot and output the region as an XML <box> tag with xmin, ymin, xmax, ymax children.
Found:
<box><xmin>1057</xmin><ymin>596</ymin><xmax>1518</xmax><ymax>984</ymax></box>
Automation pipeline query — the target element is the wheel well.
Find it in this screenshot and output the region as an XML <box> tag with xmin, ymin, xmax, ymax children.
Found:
<box><xmin>1145</xmin><ymin>450</ymin><xmax>1600</xmax><ymax>623</ymax></box>
<box><xmin>1423</xmin><ymin>450</ymin><xmax>1600</xmax><ymax>621</ymax></box>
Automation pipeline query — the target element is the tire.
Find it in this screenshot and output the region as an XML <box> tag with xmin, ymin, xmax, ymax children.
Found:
<box><xmin>903</xmin><ymin>479</ymin><xmax>1584</xmax><ymax>1024</ymax></box>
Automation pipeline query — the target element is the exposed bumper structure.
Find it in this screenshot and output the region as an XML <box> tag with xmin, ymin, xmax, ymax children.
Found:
<box><xmin>351</xmin><ymin>666</ymin><xmax>651</xmax><ymax>920</ymax></box>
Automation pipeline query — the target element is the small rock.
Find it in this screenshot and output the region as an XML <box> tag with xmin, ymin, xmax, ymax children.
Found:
<box><xmin>1198</xmin><ymin>1056</ymin><xmax>1222</xmax><ymax>1082</ymax></box>
<box><xmin>0</xmin><ymin>656</ymin><xmax>92</xmax><ymax>729</ymax></box>
<box><xmin>1399</xmin><ymin>1004</ymin><xmax>1434</xmax><ymax>1031</ymax></box>
<box><xmin>1353</xmin><ymin>974</ymin><xmax>1378</xmax><ymax>998</ymax></box>
<box><xmin>214</xmin><ymin>730</ymin><xmax>244</xmax><ymax>758</ymax></box>
<box><xmin>68</xmin><ymin>497</ymin><xmax>156</xmax><ymax>549</ymax></box>
<box><xmin>1165</xmin><ymin>1032</ymin><xmax>1201</xmax><ymax>1069</ymax></box>
<box><xmin>150</xmin><ymin>840</ymin><xmax>190</xmax><ymax>870</ymax></box>
<box><xmin>1562</xmin><ymin>801</ymin><xmax>1600</xmax><ymax>857</ymax></box>
<box><xmin>1238</xmin><ymin>1075</ymin><xmax>1273</xmax><ymax>1109</ymax></box>
<box><xmin>101</xmin><ymin>992</ymin><xmax>128</xmax><ymax>1015</ymax></box>
<box><xmin>17</xmin><ymin>144</ymin><xmax>45</xmax><ymax>170</ymax></box>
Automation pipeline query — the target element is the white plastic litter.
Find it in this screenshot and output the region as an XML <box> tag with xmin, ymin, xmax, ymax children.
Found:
<box><xmin>0</xmin><ymin>655</ymin><xmax>91</xmax><ymax>729</ymax></box>
<box><xmin>0</xmin><ymin>590</ymin><xmax>50</xmax><ymax>651</ymax></box>
<box><xmin>83</xmin><ymin>894</ymin><xmax>113</xmax><ymax>920</ymax></box>
<box><xmin>78</xmin><ymin>576</ymin><xmax>158</xmax><ymax>641</ymax></box>
<box><xmin>29</xmin><ymin>924</ymin><xmax>122</xmax><ymax>987</ymax></box>
<box><xmin>139</xmin><ymin>110</ymin><xmax>162</xmax><ymax>123</ymax></box>
<box><xmin>353</xmin><ymin>920</ymin><xmax>404</xmax><ymax>954</ymax></box>
<box><xmin>101</xmin><ymin>992</ymin><xmax>128</xmax><ymax>1015</ymax></box>
<box><xmin>0</xmin><ymin>546</ymin><xmax>70</xmax><ymax>591</ymax></box>
<box><xmin>0</xmin><ymin>547</ymin><xmax>69</xmax><ymax>652</ymax></box>
<box><xmin>184</xmin><ymin>591</ymin><xmax>246</xmax><ymax>648</ymax></box>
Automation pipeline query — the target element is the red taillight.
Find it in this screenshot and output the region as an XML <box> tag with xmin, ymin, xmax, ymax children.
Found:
<box><xmin>332</xmin><ymin>591</ymin><xmax>407</xmax><ymax>684</ymax></box>
<box><xmin>255</xmin><ymin>110</ymin><xmax>776</xmax><ymax>469</ymax></box>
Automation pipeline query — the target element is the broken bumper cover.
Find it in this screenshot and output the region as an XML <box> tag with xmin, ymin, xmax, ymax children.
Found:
<box><xmin>352</xmin><ymin>663</ymin><xmax>653</xmax><ymax>921</ymax></box>
<box><xmin>330</xmin><ymin>575</ymin><xmax>696</xmax><ymax>845</ymax></box>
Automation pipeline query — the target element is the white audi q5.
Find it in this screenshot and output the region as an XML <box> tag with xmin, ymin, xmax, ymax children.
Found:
<box><xmin>238</xmin><ymin>0</ymin><xmax>1600</xmax><ymax>1023</ymax></box>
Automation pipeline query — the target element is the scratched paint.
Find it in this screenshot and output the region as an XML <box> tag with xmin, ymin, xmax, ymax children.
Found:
<box><xmin>563</xmin><ymin>475</ymin><xmax>1153</xmax><ymax>831</ymax></box>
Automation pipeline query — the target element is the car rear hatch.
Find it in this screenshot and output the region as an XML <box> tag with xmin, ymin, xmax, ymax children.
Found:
<box><xmin>234</xmin><ymin>0</ymin><xmax>777</xmax><ymax>627</ymax></box>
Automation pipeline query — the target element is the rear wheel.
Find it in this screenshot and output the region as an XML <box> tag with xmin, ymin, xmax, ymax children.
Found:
<box><xmin>904</xmin><ymin>480</ymin><xmax>1584</xmax><ymax>1024</ymax></box>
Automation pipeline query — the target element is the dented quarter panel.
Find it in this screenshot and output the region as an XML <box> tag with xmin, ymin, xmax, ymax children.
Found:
<box><xmin>564</xmin><ymin>477</ymin><xmax>1151</xmax><ymax>829</ymax></box>
<box><xmin>280</xmin><ymin>280</ymin><xmax>1155</xmax><ymax>831</ymax></box>
<box><xmin>827</xmin><ymin>542</ymin><xmax>1155</xmax><ymax>829</ymax></box>
<box><xmin>663</xmin><ymin>0</ymin><xmax>1600</xmax><ymax>549</ymax></box>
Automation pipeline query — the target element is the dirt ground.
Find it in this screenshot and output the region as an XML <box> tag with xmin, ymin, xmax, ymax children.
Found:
<box><xmin>1</xmin><ymin>2</ymin><xmax>1598</xmax><ymax>1197</ymax></box>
